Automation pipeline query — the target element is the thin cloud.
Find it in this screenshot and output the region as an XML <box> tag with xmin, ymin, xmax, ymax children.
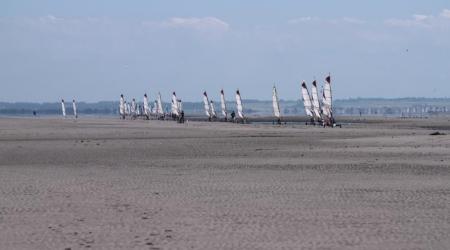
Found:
<box><xmin>288</xmin><ymin>17</ymin><xmax>320</xmax><ymax>24</ymax></box>
<box><xmin>385</xmin><ymin>9</ymin><xmax>450</xmax><ymax>28</ymax></box>
<box><xmin>161</xmin><ymin>17</ymin><xmax>230</xmax><ymax>32</ymax></box>
<box><xmin>288</xmin><ymin>16</ymin><xmax>365</xmax><ymax>25</ymax></box>
<box><xmin>441</xmin><ymin>9</ymin><xmax>450</xmax><ymax>19</ymax></box>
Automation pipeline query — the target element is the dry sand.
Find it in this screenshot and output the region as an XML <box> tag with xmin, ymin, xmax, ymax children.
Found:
<box><xmin>0</xmin><ymin>117</ymin><xmax>449</xmax><ymax>250</ymax></box>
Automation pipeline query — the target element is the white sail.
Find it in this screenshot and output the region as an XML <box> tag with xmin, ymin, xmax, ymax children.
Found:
<box><xmin>322</xmin><ymin>75</ymin><xmax>332</xmax><ymax>118</ymax></box>
<box><xmin>125</xmin><ymin>102</ymin><xmax>131</xmax><ymax>115</ymax></box>
<box><xmin>210</xmin><ymin>100</ymin><xmax>217</xmax><ymax>117</ymax></box>
<box><xmin>272</xmin><ymin>86</ymin><xmax>281</xmax><ymax>118</ymax></box>
<box><xmin>311</xmin><ymin>80</ymin><xmax>321</xmax><ymax>118</ymax></box>
<box><xmin>321</xmin><ymin>87</ymin><xmax>330</xmax><ymax>117</ymax></box>
<box><xmin>152</xmin><ymin>100</ymin><xmax>157</xmax><ymax>114</ymax></box>
<box><xmin>119</xmin><ymin>95</ymin><xmax>125</xmax><ymax>116</ymax></box>
<box><xmin>143</xmin><ymin>93</ymin><xmax>150</xmax><ymax>116</ymax></box>
<box><xmin>235</xmin><ymin>90</ymin><xmax>244</xmax><ymax>119</ymax></box>
<box><xmin>157</xmin><ymin>92</ymin><xmax>164</xmax><ymax>115</ymax></box>
<box><xmin>301</xmin><ymin>81</ymin><xmax>314</xmax><ymax>117</ymax></box>
<box><xmin>171</xmin><ymin>92</ymin><xmax>179</xmax><ymax>116</ymax></box>
<box><xmin>61</xmin><ymin>99</ymin><xmax>66</xmax><ymax>117</ymax></box>
<box><xmin>131</xmin><ymin>98</ymin><xmax>137</xmax><ymax>115</ymax></box>
<box><xmin>177</xmin><ymin>99</ymin><xmax>182</xmax><ymax>113</ymax></box>
<box><xmin>220</xmin><ymin>89</ymin><xmax>227</xmax><ymax>118</ymax></box>
<box><xmin>203</xmin><ymin>91</ymin><xmax>211</xmax><ymax>117</ymax></box>
<box><xmin>72</xmin><ymin>99</ymin><xmax>77</xmax><ymax>118</ymax></box>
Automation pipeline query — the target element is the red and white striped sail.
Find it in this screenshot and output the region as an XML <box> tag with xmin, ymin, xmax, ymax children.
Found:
<box><xmin>210</xmin><ymin>100</ymin><xmax>217</xmax><ymax>117</ymax></box>
<box><xmin>220</xmin><ymin>89</ymin><xmax>227</xmax><ymax>118</ymax></box>
<box><xmin>235</xmin><ymin>90</ymin><xmax>244</xmax><ymax>119</ymax></box>
<box><xmin>157</xmin><ymin>92</ymin><xmax>164</xmax><ymax>115</ymax></box>
<box><xmin>203</xmin><ymin>91</ymin><xmax>211</xmax><ymax>117</ymax></box>
<box><xmin>72</xmin><ymin>99</ymin><xmax>77</xmax><ymax>118</ymax></box>
<box><xmin>311</xmin><ymin>81</ymin><xmax>321</xmax><ymax>118</ymax></box>
<box><xmin>119</xmin><ymin>95</ymin><xmax>125</xmax><ymax>116</ymax></box>
<box><xmin>171</xmin><ymin>92</ymin><xmax>179</xmax><ymax>116</ymax></box>
<box><xmin>143</xmin><ymin>93</ymin><xmax>150</xmax><ymax>116</ymax></box>
<box><xmin>272</xmin><ymin>86</ymin><xmax>281</xmax><ymax>118</ymax></box>
<box><xmin>301</xmin><ymin>81</ymin><xmax>314</xmax><ymax>117</ymax></box>
<box><xmin>61</xmin><ymin>99</ymin><xmax>66</xmax><ymax>117</ymax></box>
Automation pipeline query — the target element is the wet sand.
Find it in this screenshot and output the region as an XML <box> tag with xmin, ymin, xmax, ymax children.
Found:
<box><xmin>0</xmin><ymin>117</ymin><xmax>449</xmax><ymax>250</ymax></box>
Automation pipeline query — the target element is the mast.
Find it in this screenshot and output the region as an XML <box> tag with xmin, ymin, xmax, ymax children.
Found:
<box><xmin>220</xmin><ymin>89</ymin><xmax>227</xmax><ymax>119</ymax></box>
<box><xmin>272</xmin><ymin>86</ymin><xmax>281</xmax><ymax>119</ymax></box>
<box><xmin>61</xmin><ymin>99</ymin><xmax>66</xmax><ymax>117</ymax></box>
<box><xmin>72</xmin><ymin>99</ymin><xmax>77</xmax><ymax>118</ymax></box>
<box><xmin>301</xmin><ymin>81</ymin><xmax>314</xmax><ymax>118</ymax></box>
<box><xmin>203</xmin><ymin>91</ymin><xmax>211</xmax><ymax>118</ymax></box>
<box><xmin>311</xmin><ymin>80</ymin><xmax>322</xmax><ymax>119</ymax></box>
<box><xmin>235</xmin><ymin>89</ymin><xmax>244</xmax><ymax>119</ymax></box>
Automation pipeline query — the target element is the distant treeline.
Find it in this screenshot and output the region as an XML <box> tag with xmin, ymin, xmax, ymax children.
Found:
<box><xmin>1</xmin><ymin>98</ymin><xmax>450</xmax><ymax>117</ymax></box>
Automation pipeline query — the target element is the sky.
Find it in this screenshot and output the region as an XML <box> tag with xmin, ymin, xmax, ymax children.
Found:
<box><xmin>1</xmin><ymin>0</ymin><xmax>449</xmax><ymax>102</ymax></box>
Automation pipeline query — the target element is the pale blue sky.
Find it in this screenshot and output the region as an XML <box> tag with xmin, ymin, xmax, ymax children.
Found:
<box><xmin>1</xmin><ymin>1</ymin><xmax>449</xmax><ymax>102</ymax></box>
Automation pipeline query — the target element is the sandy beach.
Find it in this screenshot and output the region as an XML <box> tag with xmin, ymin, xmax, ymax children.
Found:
<box><xmin>0</xmin><ymin>117</ymin><xmax>449</xmax><ymax>250</ymax></box>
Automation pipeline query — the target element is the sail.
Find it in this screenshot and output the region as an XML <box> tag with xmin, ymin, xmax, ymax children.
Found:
<box><xmin>152</xmin><ymin>100</ymin><xmax>157</xmax><ymax>114</ymax></box>
<box><xmin>311</xmin><ymin>81</ymin><xmax>321</xmax><ymax>118</ymax></box>
<box><xmin>157</xmin><ymin>93</ymin><xmax>164</xmax><ymax>115</ymax></box>
<box><xmin>119</xmin><ymin>95</ymin><xmax>125</xmax><ymax>116</ymax></box>
<box><xmin>203</xmin><ymin>91</ymin><xmax>211</xmax><ymax>117</ymax></box>
<box><xmin>220</xmin><ymin>89</ymin><xmax>227</xmax><ymax>117</ymax></box>
<box><xmin>272</xmin><ymin>86</ymin><xmax>281</xmax><ymax>118</ymax></box>
<box><xmin>143</xmin><ymin>94</ymin><xmax>150</xmax><ymax>116</ymax></box>
<box><xmin>321</xmin><ymin>87</ymin><xmax>330</xmax><ymax>117</ymax></box>
<box><xmin>210</xmin><ymin>100</ymin><xmax>217</xmax><ymax>117</ymax></box>
<box><xmin>125</xmin><ymin>102</ymin><xmax>131</xmax><ymax>115</ymax></box>
<box><xmin>171</xmin><ymin>92</ymin><xmax>179</xmax><ymax>116</ymax></box>
<box><xmin>177</xmin><ymin>99</ymin><xmax>182</xmax><ymax>113</ymax></box>
<box><xmin>301</xmin><ymin>81</ymin><xmax>314</xmax><ymax>117</ymax></box>
<box><xmin>322</xmin><ymin>75</ymin><xmax>332</xmax><ymax>118</ymax></box>
<box><xmin>323</xmin><ymin>75</ymin><xmax>332</xmax><ymax>108</ymax></box>
<box><xmin>72</xmin><ymin>99</ymin><xmax>77</xmax><ymax>118</ymax></box>
<box><xmin>235</xmin><ymin>90</ymin><xmax>244</xmax><ymax>119</ymax></box>
<box><xmin>131</xmin><ymin>99</ymin><xmax>137</xmax><ymax>114</ymax></box>
<box><xmin>61</xmin><ymin>99</ymin><xmax>66</xmax><ymax>117</ymax></box>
